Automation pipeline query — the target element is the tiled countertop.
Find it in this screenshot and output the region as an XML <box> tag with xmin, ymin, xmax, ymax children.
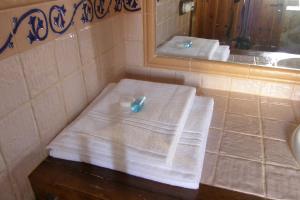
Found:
<box><xmin>199</xmin><ymin>89</ymin><xmax>300</xmax><ymax>200</ymax></box>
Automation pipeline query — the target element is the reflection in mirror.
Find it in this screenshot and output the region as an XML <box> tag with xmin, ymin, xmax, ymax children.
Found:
<box><xmin>155</xmin><ymin>0</ymin><xmax>300</xmax><ymax>70</ymax></box>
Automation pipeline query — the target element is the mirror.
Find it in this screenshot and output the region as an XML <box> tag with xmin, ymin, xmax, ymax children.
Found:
<box><xmin>155</xmin><ymin>0</ymin><xmax>300</xmax><ymax>70</ymax></box>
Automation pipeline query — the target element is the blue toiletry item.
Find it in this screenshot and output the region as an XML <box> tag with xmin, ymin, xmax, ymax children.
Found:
<box><xmin>131</xmin><ymin>96</ymin><xmax>146</xmax><ymax>113</ymax></box>
<box><xmin>183</xmin><ymin>40</ymin><xmax>192</xmax><ymax>48</ymax></box>
<box><xmin>176</xmin><ymin>40</ymin><xmax>193</xmax><ymax>48</ymax></box>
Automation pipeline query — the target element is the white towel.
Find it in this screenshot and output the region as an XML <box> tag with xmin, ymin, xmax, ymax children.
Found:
<box><xmin>49</xmin><ymin>79</ymin><xmax>196</xmax><ymax>165</ymax></box>
<box><xmin>157</xmin><ymin>36</ymin><xmax>205</xmax><ymax>57</ymax></box>
<box><xmin>157</xmin><ymin>36</ymin><xmax>219</xmax><ymax>60</ymax></box>
<box><xmin>49</xmin><ymin>94</ymin><xmax>214</xmax><ymax>189</ymax></box>
<box><xmin>211</xmin><ymin>45</ymin><xmax>230</xmax><ymax>61</ymax></box>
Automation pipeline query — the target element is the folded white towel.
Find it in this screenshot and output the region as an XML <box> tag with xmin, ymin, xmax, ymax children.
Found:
<box><xmin>49</xmin><ymin>92</ymin><xmax>214</xmax><ymax>189</ymax></box>
<box><xmin>211</xmin><ymin>45</ymin><xmax>230</xmax><ymax>61</ymax></box>
<box><xmin>157</xmin><ymin>36</ymin><xmax>220</xmax><ymax>60</ymax></box>
<box><xmin>157</xmin><ymin>36</ymin><xmax>204</xmax><ymax>57</ymax></box>
<box><xmin>49</xmin><ymin>79</ymin><xmax>196</xmax><ymax>165</ymax></box>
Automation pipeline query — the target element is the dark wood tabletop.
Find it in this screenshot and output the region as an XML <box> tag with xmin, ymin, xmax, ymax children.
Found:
<box><xmin>29</xmin><ymin>157</ymin><xmax>269</xmax><ymax>200</ymax></box>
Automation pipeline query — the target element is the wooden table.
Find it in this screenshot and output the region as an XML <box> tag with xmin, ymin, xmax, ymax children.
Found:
<box><xmin>29</xmin><ymin>157</ymin><xmax>268</xmax><ymax>200</ymax></box>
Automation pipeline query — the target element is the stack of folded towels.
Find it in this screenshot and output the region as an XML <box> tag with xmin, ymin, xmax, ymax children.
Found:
<box><xmin>48</xmin><ymin>79</ymin><xmax>214</xmax><ymax>189</ymax></box>
<box><xmin>157</xmin><ymin>36</ymin><xmax>230</xmax><ymax>61</ymax></box>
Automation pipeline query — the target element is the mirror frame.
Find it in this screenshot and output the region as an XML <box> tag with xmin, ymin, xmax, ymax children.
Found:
<box><xmin>144</xmin><ymin>0</ymin><xmax>300</xmax><ymax>84</ymax></box>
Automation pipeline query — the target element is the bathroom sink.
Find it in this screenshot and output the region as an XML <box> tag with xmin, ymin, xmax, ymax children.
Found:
<box><xmin>291</xmin><ymin>125</ymin><xmax>300</xmax><ymax>164</ymax></box>
<box><xmin>277</xmin><ymin>58</ymin><xmax>300</xmax><ymax>69</ymax></box>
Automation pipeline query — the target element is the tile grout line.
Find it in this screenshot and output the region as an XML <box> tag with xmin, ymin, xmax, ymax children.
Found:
<box><xmin>4</xmin><ymin>53</ymin><xmax>37</xmax><ymax>200</ymax></box>
<box><xmin>258</xmin><ymin>95</ymin><xmax>267</xmax><ymax>198</ymax></box>
<box><xmin>53</xmin><ymin>35</ymin><xmax>75</xmax><ymax>123</ymax></box>
<box><xmin>291</xmin><ymin>98</ymin><xmax>299</xmax><ymax>124</ymax></box>
<box><xmin>211</xmin><ymin>79</ymin><xmax>231</xmax><ymax>185</ymax></box>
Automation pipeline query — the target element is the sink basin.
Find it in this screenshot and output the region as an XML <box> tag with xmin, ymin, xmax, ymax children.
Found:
<box><xmin>277</xmin><ymin>58</ymin><xmax>300</xmax><ymax>69</ymax></box>
<box><xmin>290</xmin><ymin>125</ymin><xmax>300</xmax><ymax>164</ymax></box>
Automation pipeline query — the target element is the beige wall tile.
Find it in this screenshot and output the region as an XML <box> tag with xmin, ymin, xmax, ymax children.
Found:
<box><xmin>0</xmin><ymin>103</ymin><xmax>40</xmax><ymax>167</ymax></box>
<box><xmin>55</xmin><ymin>33</ymin><xmax>81</xmax><ymax>78</ymax></box>
<box><xmin>125</xmin><ymin>66</ymin><xmax>150</xmax><ymax>80</ymax></box>
<box><xmin>262</xmin><ymin>119</ymin><xmax>296</xmax><ymax>141</ymax></box>
<box><xmin>220</xmin><ymin>132</ymin><xmax>262</xmax><ymax>161</ymax></box>
<box><xmin>199</xmin><ymin>88</ymin><xmax>229</xmax><ymax>98</ymax></box>
<box><xmin>125</xmin><ymin>40</ymin><xmax>144</xmax><ymax>67</ymax></box>
<box><xmin>77</xmin><ymin>26</ymin><xmax>98</xmax><ymax>65</ymax></box>
<box><xmin>20</xmin><ymin>41</ymin><xmax>59</xmax><ymax>97</ymax></box>
<box><xmin>150</xmin><ymin>67</ymin><xmax>176</xmax><ymax>83</ymax></box>
<box><xmin>260</xmin><ymin>96</ymin><xmax>292</xmax><ymax>106</ymax></box>
<box><xmin>266</xmin><ymin>165</ymin><xmax>300</xmax><ymax>200</ymax></box>
<box><xmin>112</xmin><ymin>43</ymin><xmax>125</xmax><ymax>70</ymax></box>
<box><xmin>0</xmin><ymin>172</ymin><xmax>17</xmax><ymax>200</ymax></box>
<box><xmin>175</xmin><ymin>71</ymin><xmax>199</xmax><ymax>87</ymax></box>
<box><xmin>201</xmin><ymin>74</ymin><xmax>231</xmax><ymax>91</ymax></box>
<box><xmin>62</xmin><ymin>71</ymin><xmax>87</xmax><ymax>121</ymax></box>
<box><xmin>228</xmin><ymin>99</ymin><xmax>259</xmax><ymax>117</ymax></box>
<box><xmin>215</xmin><ymin>155</ymin><xmax>264</xmax><ymax>196</ymax></box>
<box><xmin>292</xmin><ymin>85</ymin><xmax>300</xmax><ymax>101</ymax></box>
<box><xmin>112</xmin><ymin>43</ymin><xmax>126</xmax><ymax>80</ymax></box>
<box><xmin>101</xmin><ymin>47</ymin><xmax>115</xmax><ymax>83</ymax></box>
<box><xmin>206</xmin><ymin>128</ymin><xmax>222</xmax><ymax>153</ymax></box>
<box><xmin>261</xmin><ymin>103</ymin><xmax>296</xmax><ymax>123</ymax></box>
<box><xmin>83</xmin><ymin>58</ymin><xmax>105</xmax><ymax>102</ymax></box>
<box><xmin>124</xmin><ymin>13</ymin><xmax>143</xmax><ymax>41</ymax></box>
<box><xmin>231</xmin><ymin>78</ymin><xmax>261</xmax><ymax>95</ymax></box>
<box><xmin>230</xmin><ymin>92</ymin><xmax>259</xmax><ymax>101</ymax></box>
<box><xmin>32</xmin><ymin>85</ymin><xmax>67</xmax><ymax>146</ymax></box>
<box><xmin>293</xmin><ymin>101</ymin><xmax>300</xmax><ymax>123</ymax></box>
<box><xmin>201</xmin><ymin>152</ymin><xmax>218</xmax><ymax>185</ymax></box>
<box><xmin>224</xmin><ymin>113</ymin><xmax>260</xmax><ymax>135</ymax></box>
<box><xmin>0</xmin><ymin>55</ymin><xmax>29</xmax><ymax>118</ymax></box>
<box><xmin>95</xmin><ymin>19</ymin><xmax>114</xmax><ymax>54</ymax></box>
<box><xmin>264</xmin><ymin>139</ymin><xmax>299</xmax><ymax>168</ymax></box>
<box><xmin>9</xmin><ymin>145</ymin><xmax>43</xmax><ymax>200</ymax></box>
<box><xmin>260</xmin><ymin>81</ymin><xmax>294</xmax><ymax>99</ymax></box>
<box><xmin>212</xmin><ymin>96</ymin><xmax>228</xmax><ymax>112</ymax></box>
<box><xmin>210</xmin><ymin>111</ymin><xmax>225</xmax><ymax>129</ymax></box>
<box><xmin>112</xmin><ymin>14</ymin><xmax>124</xmax><ymax>46</ymax></box>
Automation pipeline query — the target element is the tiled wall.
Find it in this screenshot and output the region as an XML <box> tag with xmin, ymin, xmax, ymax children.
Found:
<box><xmin>156</xmin><ymin>0</ymin><xmax>191</xmax><ymax>47</ymax></box>
<box><xmin>0</xmin><ymin>0</ymin><xmax>141</xmax><ymax>199</ymax></box>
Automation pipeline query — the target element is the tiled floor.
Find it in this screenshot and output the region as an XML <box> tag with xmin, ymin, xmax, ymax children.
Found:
<box><xmin>199</xmin><ymin>89</ymin><xmax>300</xmax><ymax>200</ymax></box>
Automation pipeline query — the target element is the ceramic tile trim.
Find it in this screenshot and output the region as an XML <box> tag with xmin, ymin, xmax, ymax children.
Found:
<box><xmin>0</xmin><ymin>0</ymin><xmax>141</xmax><ymax>60</ymax></box>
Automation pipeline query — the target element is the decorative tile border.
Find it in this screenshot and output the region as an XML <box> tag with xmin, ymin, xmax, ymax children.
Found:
<box><xmin>0</xmin><ymin>0</ymin><xmax>141</xmax><ymax>55</ymax></box>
